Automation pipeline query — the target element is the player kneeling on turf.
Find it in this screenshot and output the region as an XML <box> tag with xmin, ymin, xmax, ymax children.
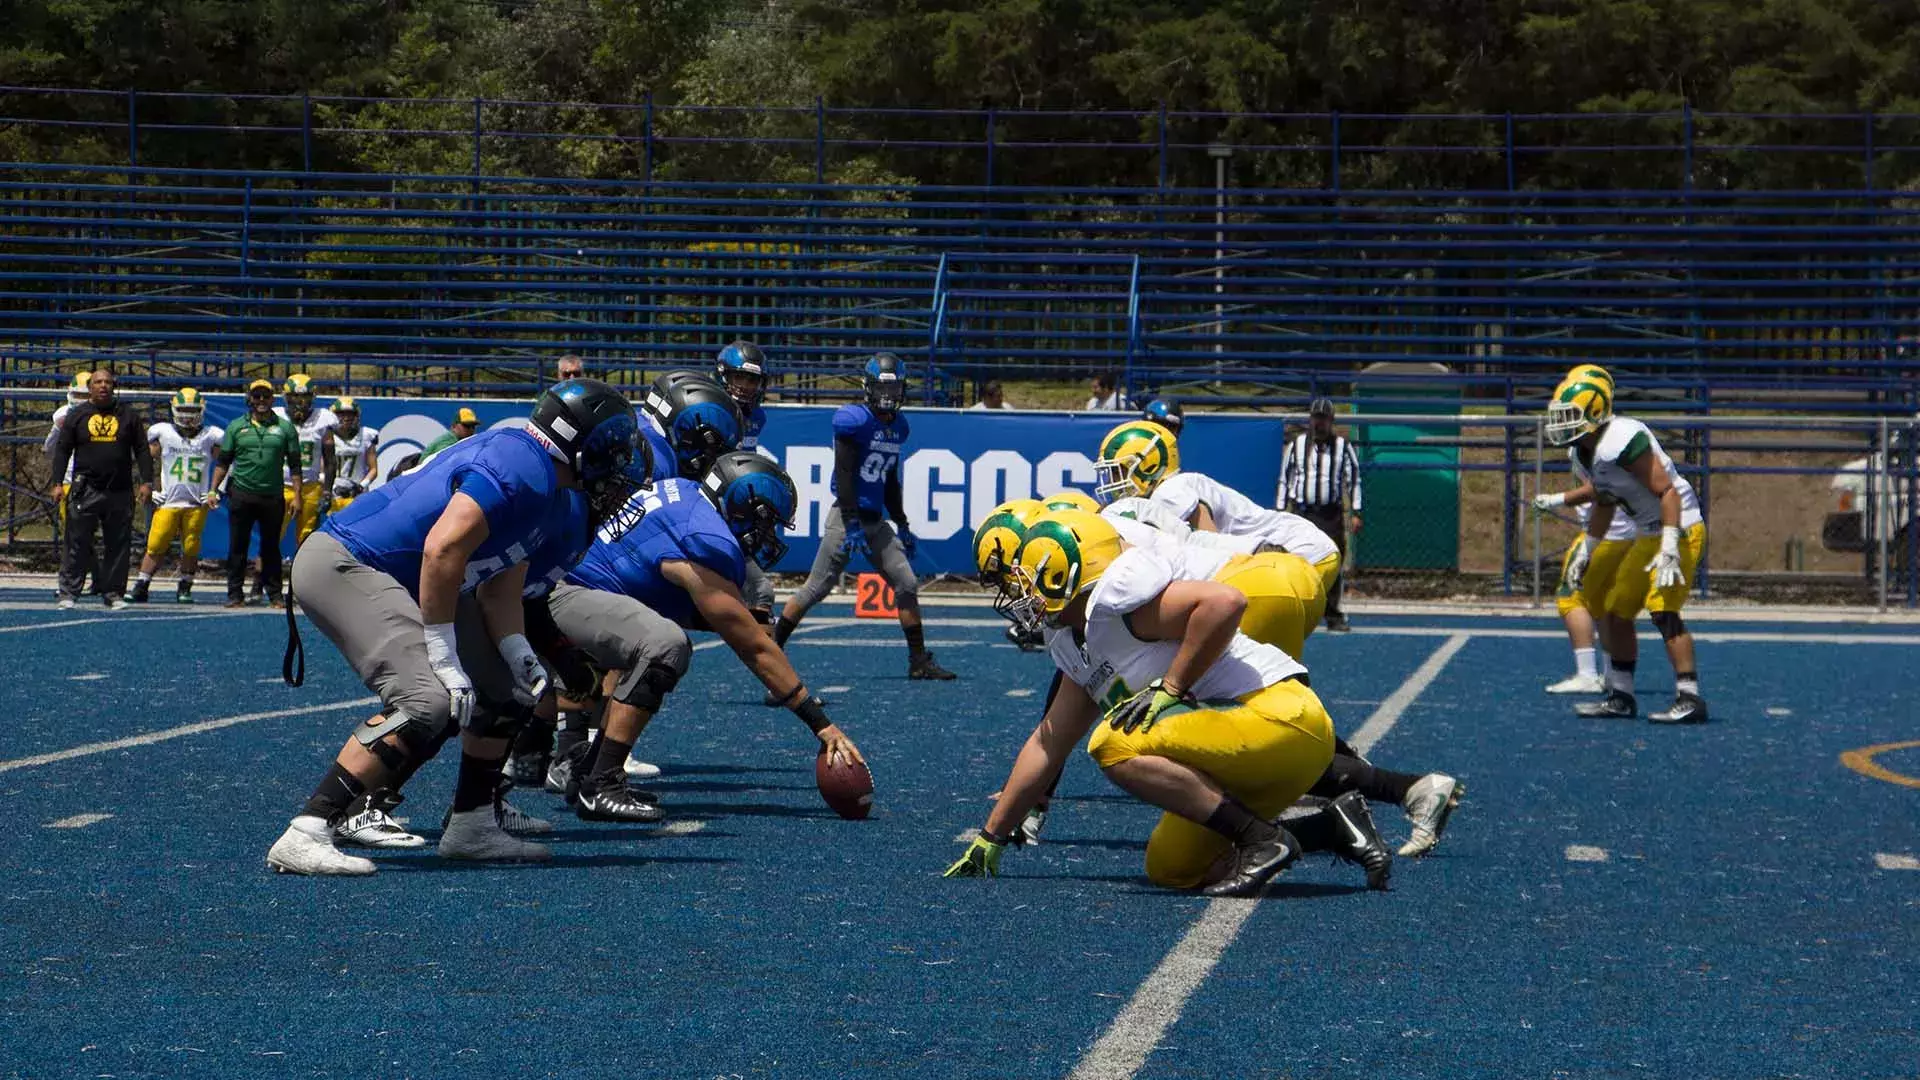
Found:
<box><xmin>946</xmin><ymin>510</ymin><xmax>1393</xmax><ymax>896</ymax></box>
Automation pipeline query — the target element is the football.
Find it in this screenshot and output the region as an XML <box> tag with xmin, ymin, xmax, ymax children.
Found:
<box><xmin>815</xmin><ymin>750</ymin><xmax>874</xmax><ymax>820</ymax></box>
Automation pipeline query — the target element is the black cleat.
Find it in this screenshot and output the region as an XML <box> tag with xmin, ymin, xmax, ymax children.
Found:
<box><xmin>1649</xmin><ymin>691</ymin><xmax>1709</xmax><ymax>724</ymax></box>
<box><xmin>128</xmin><ymin>580</ymin><xmax>151</xmax><ymax>604</ymax></box>
<box><xmin>1325</xmin><ymin>613</ymin><xmax>1351</xmax><ymax>633</ymax></box>
<box><xmin>1200</xmin><ymin>825</ymin><xmax>1301</xmax><ymax>897</ymax></box>
<box><xmin>574</xmin><ymin>774</ymin><xmax>666</xmax><ymax>823</ymax></box>
<box><xmin>546</xmin><ymin>739</ymin><xmax>591</xmax><ymax>794</ymax></box>
<box><xmin>909</xmin><ymin>651</ymin><xmax>957</xmax><ymax>680</ymax></box>
<box><xmin>1574</xmin><ymin>690</ymin><xmax>1638</xmax><ymax>719</ymax></box>
<box><xmin>1327</xmin><ymin>791</ymin><xmax>1393</xmax><ymax>890</ymax></box>
<box><xmin>175</xmin><ymin>580</ymin><xmax>194</xmax><ymax>604</ymax></box>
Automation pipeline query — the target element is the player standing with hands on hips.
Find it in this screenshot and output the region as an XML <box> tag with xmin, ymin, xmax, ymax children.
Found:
<box><xmin>771</xmin><ymin>353</ymin><xmax>956</xmax><ymax>682</ymax></box>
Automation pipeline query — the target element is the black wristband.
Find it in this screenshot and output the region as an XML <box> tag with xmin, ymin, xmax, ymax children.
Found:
<box><xmin>792</xmin><ymin>694</ymin><xmax>832</xmax><ymax>734</ymax></box>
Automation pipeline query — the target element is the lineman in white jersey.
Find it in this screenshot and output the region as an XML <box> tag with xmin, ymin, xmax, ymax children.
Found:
<box><xmin>945</xmin><ymin>509</ymin><xmax>1393</xmax><ymax>895</ymax></box>
<box><xmin>132</xmin><ymin>389</ymin><xmax>223</xmax><ymax>604</ymax></box>
<box><xmin>327</xmin><ymin>397</ymin><xmax>379</xmax><ymax>510</ymax></box>
<box><xmin>274</xmin><ymin>373</ymin><xmax>337</xmax><ymax>547</ymax></box>
<box><xmin>1547</xmin><ymin>365</ymin><xmax>1708</xmax><ymax>724</ymax></box>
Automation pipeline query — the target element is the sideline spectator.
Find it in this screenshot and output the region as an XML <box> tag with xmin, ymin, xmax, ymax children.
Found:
<box><xmin>557</xmin><ymin>354</ymin><xmax>587</xmax><ymax>381</ymax></box>
<box><xmin>422</xmin><ymin>407</ymin><xmax>480</xmax><ymax>456</ymax></box>
<box><xmin>47</xmin><ymin>370</ymin><xmax>154</xmax><ymax>609</ymax></box>
<box><xmin>1084</xmin><ymin>371</ymin><xmax>1122</xmax><ymax>411</ymax></box>
<box><xmin>968</xmin><ymin>381</ymin><xmax>1012</xmax><ymax>410</ymax></box>
<box><xmin>1280</xmin><ymin>397</ymin><xmax>1364</xmax><ymax>632</ymax></box>
<box><xmin>212</xmin><ymin>379</ymin><xmax>302</xmax><ymax>608</ymax></box>
<box><xmin>43</xmin><ymin>371</ymin><xmax>93</xmax><ymax>597</ymax></box>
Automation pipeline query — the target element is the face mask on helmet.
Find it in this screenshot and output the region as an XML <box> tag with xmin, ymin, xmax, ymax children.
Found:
<box><xmin>672</xmin><ymin>401</ymin><xmax>743</xmax><ymax>479</ymax></box>
<box><xmin>335</xmin><ymin>410</ymin><xmax>360</xmax><ymax>437</ymax></box>
<box><xmin>703</xmin><ymin>455</ymin><xmax>797</xmax><ymax>570</ymax></box>
<box><xmin>716</xmin><ymin>343</ymin><xmax>769</xmax><ymax>410</ymax></box>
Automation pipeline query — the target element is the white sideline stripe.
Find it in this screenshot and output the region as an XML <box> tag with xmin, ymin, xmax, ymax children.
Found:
<box><xmin>1066</xmin><ymin>633</ymin><xmax>1470</xmax><ymax>1080</ymax></box>
<box><xmin>1874</xmin><ymin>852</ymin><xmax>1920</xmax><ymax>871</ymax></box>
<box><xmin>47</xmin><ymin>813</ymin><xmax>112</xmax><ymax>829</ymax></box>
<box><xmin>1566</xmin><ymin>845</ymin><xmax>1611</xmax><ymax>863</ymax></box>
<box><xmin>0</xmin><ymin>609</ymin><xmax>261</xmax><ymax>633</ymax></box>
<box><xmin>1346</xmin><ymin>625</ymin><xmax>1920</xmax><ymax>646</ymax></box>
<box><xmin>658</xmin><ymin>820</ymin><xmax>707</xmax><ymax>837</ymax></box>
<box><xmin>794</xmin><ymin>639</ymin><xmax>979</xmax><ymax>648</ymax></box>
<box><xmin>0</xmin><ymin>697</ymin><xmax>378</xmax><ymax>774</ymax></box>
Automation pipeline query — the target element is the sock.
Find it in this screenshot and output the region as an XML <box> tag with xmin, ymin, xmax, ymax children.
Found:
<box><xmin>553</xmin><ymin>709</ymin><xmax>590</xmax><ymax>755</ymax></box>
<box><xmin>903</xmin><ymin>623</ymin><xmax>926</xmax><ymax>656</ymax></box>
<box><xmin>136</xmin><ymin>570</ymin><xmax>154</xmax><ymax>585</ymax></box>
<box><xmin>1606</xmin><ymin>659</ymin><xmax>1636</xmax><ymax>694</ymax></box>
<box><xmin>512</xmin><ymin>715</ymin><xmax>556</xmax><ymax>758</ymax></box>
<box><xmin>1202</xmin><ymin>794</ymin><xmax>1279</xmax><ymax>846</ymax></box>
<box><xmin>178</xmin><ymin>576</ymin><xmax>194</xmax><ymax>587</ymax></box>
<box><xmin>1676</xmin><ymin>673</ymin><xmax>1699</xmax><ymax>697</ymax></box>
<box><xmin>591</xmin><ymin>734</ymin><xmax>635</xmax><ymax>782</ymax></box>
<box><xmin>1308</xmin><ymin>754</ymin><xmax>1418</xmax><ymax>804</ymax></box>
<box><xmin>1575</xmin><ymin>646</ymin><xmax>1599</xmax><ymax>679</ymax></box>
<box><xmin>773</xmin><ymin>616</ymin><xmax>798</xmax><ymax>648</ymax></box>
<box><xmin>451</xmin><ymin>754</ymin><xmax>502</xmax><ymax>813</ymax></box>
<box><xmin>300</xmin><ymin>764</ymin><xmax>367</xmax><ymax>824</ymax></box>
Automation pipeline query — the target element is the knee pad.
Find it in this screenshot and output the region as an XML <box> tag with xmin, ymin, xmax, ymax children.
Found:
<box><xmin>354</xmin><ymin>709</ymin><xmax>450</xmax><ymax>763</ymax></box>
<box><xmin>1649</xmin><ymin>610</ymin><xmax>1687</xmax><ymax>641</ymax></box>
<box><xmin>615</xmin><ymin>660</ymin><xmax>686</xmax><ymax>713</ymax></box>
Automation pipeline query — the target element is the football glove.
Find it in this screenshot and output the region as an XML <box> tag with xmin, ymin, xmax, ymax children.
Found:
<box><xmin>423</xmin><ymin>622</ymin><xmax>476</xmax><ymax>729</ymax></box>
<box><xmin>1563</xmin><ymin>535</ymin><xmax>1595</xmax><ymax>590</ymax></box>
<box><xmin>1531</xmin><ymin>492</ymin><xmax>1566</xmax><ymax>514</ymax></box>
<box><xmin>1105</xmin><ymin>678</ymin><xmax>1196</xmax><ymax>735</ymax></box>
<box><xmin>895</xmin><ymin>525</ymin><xmax>918</xmax><ymax>560</ymax></box>
<box><xmin>1004</xmin><ymin>624</ymin><xmax>1045</xmax><ymax>652</ymax></box>
<box><xmin>840</xmin><ymin>517</ymin><xmax>870</xmax><ymax>558</ymax></box>
<box><xmin>1647</xmin><ymin>526</ymin><xmax>1686</xmax><ymax>589</ymax></box>
<box><xmin>497</xmin><ymin>633</ymin><xmax>551</xmax><ymax>708</ymax></box>
<box><xmin>942</xmin><ymin>833</ymin><xmax>1005</xmax><ymax>878</ymax></box>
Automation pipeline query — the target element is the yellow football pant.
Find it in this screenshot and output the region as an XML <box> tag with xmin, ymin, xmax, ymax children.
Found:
<box><xmin>1312</xmin><ymin>551</ymin><xmax>1341</xmax><ymax>596</ymax></box>
<box><xmin>1602</xmin><ymin>522</ymin><xmax>1708</xmax><ymax>619</ymax></box>
<box><xmin>1212</xmin><ymin>551</ymin><xmax>1327</xmax><ymax>658</ymax></box>
<box><xmin>283</xmin><ymin>484</ymin><xmax>325</xmax><ymax>544</ymax></box>
<box><xmin>1557</xmin><ymin>536</ymin><xmax>1631</xmax><ymax>618</ymax></box>
<box><xmin>330</xmin><ymin>495</ymin><xmax>357</xmax><ymax>515</ymax></box>
<box><xmin>145</xmin><ymin>506</ymin><xmax>210</xmax><ymax>562</ymax></box>
<box><xmin>1577</xmin><ymin>537</ymin><xmax>1638</xmax><ymax>621</ymax></box>
<box><xmin>1087</xmin><ymin>679</ymin><xmax>1336</xmax><ymax>890</ymax></box>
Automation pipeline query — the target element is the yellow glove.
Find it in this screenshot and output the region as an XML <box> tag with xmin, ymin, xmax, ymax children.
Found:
<box><xmin>942</xmin><ymin>832</ymin><xmax>1005</xmax><ymax>878</ymax></box>
<box><xmin>1105</xmin><ymin>678</ymin><xmax>1196</xmax><ymax>735</ymax></box>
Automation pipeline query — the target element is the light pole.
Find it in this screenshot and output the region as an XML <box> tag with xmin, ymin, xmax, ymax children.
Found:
<box><xmin>1208</xmin><ymin>141</ymin><xmax>1234</xmax><ymax>357</ymax></box>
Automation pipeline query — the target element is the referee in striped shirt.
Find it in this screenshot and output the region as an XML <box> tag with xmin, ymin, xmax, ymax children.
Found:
<box><xmin>1280</xmin><ymin>398</ymin><xmax>1363</xmax><ymax>631</ymax></box>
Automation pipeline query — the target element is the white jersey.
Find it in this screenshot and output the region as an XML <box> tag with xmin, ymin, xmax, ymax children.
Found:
<box><xmin>149</xmin><ymin>422</ymin><xmax>224</xmax><ymax>508</ymax></box>
<box><xmin>1103</xmin><ymin>497</ymin><xmax>1260</xmax><ymax>555</ymax></box>
<box><xmin>45</xmin><ymin>404</ymin><xmax>76</xmax><ymax>482</ymax></box>
<box><xmin>1150</xmin><ymin>471</ymin><xmax>1339</xmax><ymax>564</ymax></box>
<box><xmin>1576</xmin><ymin>416</ymin><xmax>1703</xmax><ymax>535</ymax></box>
<box><xmin>274</xmin><ymin>406</ymin><xmax>338</xmax><ymax>483</ymax></box>
<box><xmin>331</xmin><ymin>424</ymin><xmax>380</xmax><ymax>493</ymax></box>
<box><xmin>1047</xmin><ymin>546</ymin><xmax>1305</xmax><ymax>709</ymax></box>
<box><xmin>1571</xmin><ymin>457</ymin><xmax>1639</xmax><ymax>542</ymax></box>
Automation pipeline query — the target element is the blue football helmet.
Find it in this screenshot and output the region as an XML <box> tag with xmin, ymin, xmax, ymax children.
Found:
<box><xmin>643</xmin><ymin>370</ymin><xmax>744</xmax><ymax>480</ymax></box>
<box><xmin>863</xmin><ymin>352</ymin><xmax>908</xmax><ymax>414</ymax></box>
<box><xmin>530</xmin><ymin>377</ymin><xmax>651</xmax><ymax>522</ymax></box>
<box><xmin>715</xmin><ymin>340</ymin><xmax>770</xmax><ymax>411</ymax></box>
<box><xmin>702</xmin><ymin>451</ymin><xmax>798</xmax><ymax>570</ymax></box>
<box><xmin>1142</xmin><ymin>398</ymin><xmax>1185</xmax><ymax>435</ymax></box>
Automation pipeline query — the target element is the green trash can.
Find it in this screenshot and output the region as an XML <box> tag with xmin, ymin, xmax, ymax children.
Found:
<box><xmin>1351</xmin><ymin>363</ymin><xmax>1460</xmax><ymax>571</ymax></box>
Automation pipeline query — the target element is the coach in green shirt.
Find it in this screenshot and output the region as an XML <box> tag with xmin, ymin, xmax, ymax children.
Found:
<box><xmin>211</xmin><ymin>379</ymin><xmax>303</xmax><ymax>607</ymax></box>
<box><xmin>422</xmin><ymin>406</ymin><xmax>480</xmax><ymax>456</ymax></box>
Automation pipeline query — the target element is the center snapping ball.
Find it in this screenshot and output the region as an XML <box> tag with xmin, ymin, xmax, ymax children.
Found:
<box><xmin>815</xmin><ymin>750</ymin><xmax>874</xmax><ymax>820</ymax></box>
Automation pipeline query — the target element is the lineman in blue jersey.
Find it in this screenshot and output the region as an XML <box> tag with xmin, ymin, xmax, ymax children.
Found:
<box><xmin>772</xmin><ymin>353</ymin><xmax>956</xmax><ymax>681</ymax></box>
<box><xmin>551</xmin><ymin>453</ymin><xmax>864</xmax><ymax>818</ymax></box>
<box><xmin>642</xmin><ymin>369</ymin><xmax>743</xmax><ymax>483</ymax></box>
<box><xmin>717</xmin><ymin>341</ymin><xmax>777</xmax><ymax>619</ymax></box>
<box><xmin>267</xmin><ymin>379</ymin><xmax>646</xmax><ymax>876</ymax></box>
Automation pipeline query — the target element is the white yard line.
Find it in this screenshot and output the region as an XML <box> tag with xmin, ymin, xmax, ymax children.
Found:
<box><xmin>1873</xmin><ymin>853</ymin><xmax>1920</xmax><ymax>871</ymax></box>
<box><xmin>1565</xmin><ymin>845</ymin><xmax>1611</xmax><ymax>863</ymax></box>
<box><xmin>0</xmin><ymin>609</ymin><xmax>259</xmax><ymax>633</ymax></box>
<box><xmin>1065</xmin><ymin>633</ymin><xmax>1471</xmax><ymax>1080</ymax></box>
<box><xmin>46</xmin><ymin>813</ymin><xmax>113</xmax><ymax>829</ymax></box>
<box><xmin>0</xmin><ymin>698</ymin><xmax>379</xmax><ymax>774</ymax></box>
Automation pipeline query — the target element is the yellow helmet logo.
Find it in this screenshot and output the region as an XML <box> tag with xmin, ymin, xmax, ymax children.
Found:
<box><xmin>1546</xmin><ymin>374</ymin><xmax>1613</xmax><ymax>446</ymax></box>
<box><xmin>1040</xmin><ymin>490</ymin><xmax>1100</xmax><ymax>515</ymax></box>
<box><xmin>1094</xmin><ymin>420</ymin><xmax>1180</xmax><ymax>504</ymax></box>
<box><xmin>973</xmin><ymin>509</ymin><xmax>1031</xmax><ymax>584</ymax></box>
<box><xmin>1007</xmin><ymin>509</ymin><xmax>1124</xmax><ymax>630</ymax></box>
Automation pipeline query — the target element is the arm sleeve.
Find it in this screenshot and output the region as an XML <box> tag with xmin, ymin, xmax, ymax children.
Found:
<box><xmin>832</xmin><ymin>436</ymin><xmax>864</xmax><ymax>522</ymax></box>
<box><xmin>131</xmin><ymin>412</ymin><xmax>155</xmax><ymax>484</ymax></box>
<box><xmin>884</xmin><ymin>466</ymin><xmax>907</xmax><ymax>526</ymax></box>
<box><xmin>47</xmin><ymin>412</ymin><xmax>74</xmax><ymax>482</ymax></box>
<box><xmin>1343</xmin><ymin>441</ymin><xmax>1363</xmax><ymax>512</ymax></box>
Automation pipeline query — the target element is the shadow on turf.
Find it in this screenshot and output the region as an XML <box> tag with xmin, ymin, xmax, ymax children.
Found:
<box><xmin>1063</xmin><ymin>875</ymin><xmax>1374</xmax><ymax>898</ymax></box>
<box><xmin>380</xmin><ymin>853</ymin><xmax>736</xmax><ymax>872</ymax></box>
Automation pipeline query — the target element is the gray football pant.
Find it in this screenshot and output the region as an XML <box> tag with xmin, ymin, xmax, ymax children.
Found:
<box><xmin>542</xmin><ymin>583</ymin><xmax>692</xmax><ymax>705</ymax></box>
<box><xmin>787</xmin><ymin>513</ymin><xmax>918</xmax><ymax>614</ymax></box>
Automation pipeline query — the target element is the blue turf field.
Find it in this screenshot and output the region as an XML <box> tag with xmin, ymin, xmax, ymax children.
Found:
<box><xmin>1</xmin><ymin>593</ymin><xmax>1917</xmax><ymax>1079</ymax></box>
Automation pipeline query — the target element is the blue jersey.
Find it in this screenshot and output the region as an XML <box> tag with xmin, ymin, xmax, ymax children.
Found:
<box><xmin>738</xmin><ymin>405</ymin><xmax>768</xmax><ymax>452</ymax></box>
<box><xmin>642</xmin><ymin>416</ymin><xmax>677</xmax><ymax>483</ymax></box>
<box><xmin>325</xmin><ymin>428</ymin><xmax>584</xmax><ymax>598</ymax></box>
<box><xmin>830</xmin><ymin>403</ymin><xmax>908</xmax><ymax>513</ymax></box>
<box><xmin>565</xmin><ymin>477</ymin><xmax>747</xmax><ymax>629</ymax></box>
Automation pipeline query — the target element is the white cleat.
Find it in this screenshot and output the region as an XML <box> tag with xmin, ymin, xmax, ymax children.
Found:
<box><xmin>438</xmin><ymin>807</ymin><xmax>550</xmax><ymax>862</ymax></box>
<box><xmin>1545</xmin><ymin>673</ymin><xmax>1606</xmax><ymax>695</ymax></box>
<box><xmin>624</xmin><ymin>757</ymin><xmax>662</xmax><ymax>780</ymax></box>
<box><xmin>267</xmin><ymin>815</ymin><xmax>377</xmax><ymax>875</ymax></box>
<box><xmin>334</xmin><ymin>803</ymin><xmax>426</xmax><ymax>850</ymax></box>
<box><xmin>1398</xmin><ymin>773</ymin><xmax>1462</xmax><ymax>857</ymax></box>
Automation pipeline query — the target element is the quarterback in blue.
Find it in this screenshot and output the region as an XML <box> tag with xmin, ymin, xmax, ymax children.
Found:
<box><xmin>268</xmin><ymin>379</ymin><xmax>646</xmax><ymax>876</ymax></box>
<box><xmin>545</xmin><ymin>452</ymin><xmax>863</xmax><ymax>818</ymax></box>
<box><xmin>715</xmin><ymin>340</ymin><xmax>777</xmax><ymax>617</ymax></box>
<box><xmin>772</xmin><ymin>352</ymin><xmax>956</xmax><ymax>682</ymax></box>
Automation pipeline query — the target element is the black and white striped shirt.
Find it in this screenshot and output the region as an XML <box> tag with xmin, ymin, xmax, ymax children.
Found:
<box><xmin>1279</xmin><ymin>432</ymin><xmax>1363</xmax><ymax>511</ymax></box>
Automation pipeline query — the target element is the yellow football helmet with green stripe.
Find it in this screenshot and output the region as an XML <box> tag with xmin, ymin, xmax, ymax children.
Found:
<box><xmin>1006</xmin><ymin>509</ymin><xmax>1124</xmax><ymax>632</ymax></box>
<box><xmin>1094</xmin><ymin>420</ymin><xmax>1179</xmax><ymax>504</ymax></box>
<box><xmin>1546</xmin><ymin>366</ymin><xmax>1614</xmax><ymax>446</ymax></box>
<box><xmin>67</xmin><ymin>371</ymin><xmax>91</xmax><ymax>406</ymax></box>
<box><xmin>1566</xmin><ymin>363</ymin><xmax>1614</xmax><ymax>392</ymax></box>
<box><xmin>283</xmin><ymin>373</ymin><xmax>316</xmax><ymax>419</ymax></box>
<box><xmin>1040</xmin><ymin>490</ymin><xmax>1100</xmax><ymax>515</ymax></box>
<box><xmin>170</xmin><ymin>387</ymin><xmax>205</xmax><ymax>430</ymax></box>
<box><xmin>973</xmin><ymin>498</ymin><xmax>1044</xmax><ymax>586</ymax></box>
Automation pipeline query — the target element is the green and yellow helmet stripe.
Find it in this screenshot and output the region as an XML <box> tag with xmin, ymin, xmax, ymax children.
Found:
<box><xmin>1011</xmin><ymin>508</ymin><xmax>1124</xmax><ymax>620</ymax></box>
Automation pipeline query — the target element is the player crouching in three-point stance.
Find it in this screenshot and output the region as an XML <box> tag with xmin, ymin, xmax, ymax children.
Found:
<box><xmin>1544</xmin><ymin>365</ymin><xmax>1709</xmax><ymax>724</ymax></box>
<box><xmin>947</xmin><ymin>510</ymin><xmax>1393</xmax><ymax>896</ymax></box>
<box><xmin>266</xmin><ymin>379</ymin><xmax>646</xmax><ymax>875</ymax></box>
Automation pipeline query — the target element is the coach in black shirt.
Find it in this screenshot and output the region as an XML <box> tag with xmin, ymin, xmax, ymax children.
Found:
<box><xmin>48</xmin><ymin>370</ymin><xmax>154</xmax><ymax>609</ymax></box>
